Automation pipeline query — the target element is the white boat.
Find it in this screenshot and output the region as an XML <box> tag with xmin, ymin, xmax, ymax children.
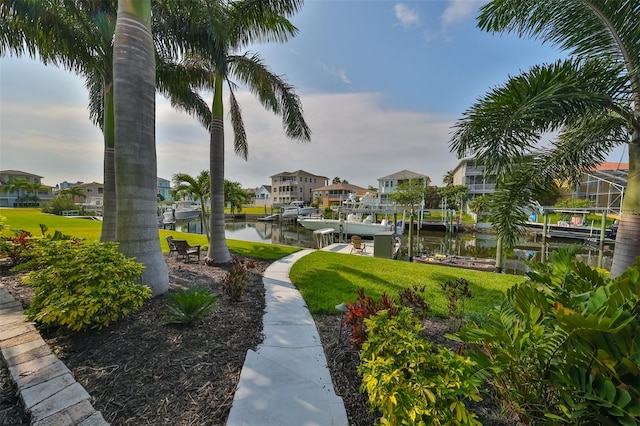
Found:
<box><xmin>298</xmin><ymin>213</ymin><xmax>394</xmax><ymax>237</ymax></box>
<box><xmin>282</xmin><ymin>201</ymin><xmax>317</xmax><ymax>218</ymax></box>
<box><xmin>168</xmin><ymin>201</ymin><xmax>201</xmax><ymax>221</ymax></box>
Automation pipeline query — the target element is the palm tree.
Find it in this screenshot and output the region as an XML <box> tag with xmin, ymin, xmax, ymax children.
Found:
<box><xmin>113</xmin><ymin>0</ymin><xmax>168</xmax><ymax>296</ymax></box>
<box><xmin>450</xmin><ymin>0</ymin><xmax>640</xmax><ymax>277</ymax></box>
<box><xmin>0</xmin><ymin>178</ymin><xmax>30</xmax><ymax>206</ymax></box>
<box><xmin>443</xmin><ymin>170</ymin><xmax>454</xmax><ymax>186</ymax></box>
<box><xmin>1</xmin><ymin>1</ymin><xmax>214</xmax><ymax>242</ymax></box>
<box><xmin>173</xmin><ymin>171</ymin><xmax>211</xmax><ymax>238</ymax></box>
<box><xmin>179</xmin><ymin>0</ymin><xmax>310</xmax><ymax>264</ymax></box>
<box><xmin>59</xmin><ymin>185</ymin><xmax>86</xmax><ymax>203</ymax></box>
<box><xmin>224</xmin><ymin>180</ymin><xmax>251</xmax><ymax>214</ymax></box>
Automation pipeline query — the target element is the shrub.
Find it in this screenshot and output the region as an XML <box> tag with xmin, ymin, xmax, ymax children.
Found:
<box><xmin>41</xmin><ymin>196</ymin><xmax>78</xmax><ymax>215</ymax></box>
<box><xmin>397</xmin><ymin>284</ymin><xmax>431</xmax><ymax>320</ymax></box>
<box><xmin>221</xmin><ymin>257</ymin><xmax>250</xmax><ymax>302</ymax></box>
<box><xmin>453</xmin><ymin>246</ymin><xmax>640</xmax><ymax>425</ymax></box>
<box><xmin>343</xmin><ymin>287</ymin><xmax>397</xmax><ymax>349</ymax></box>
<box><xmin>359</xmin><ymin>309</ymin><xmax>482</xmax><ymax>425</ymax></box>
<box><xmin>162</xmin><ymin>287</ymin><xmax>217</xmax><ymax>326</ymax></box>
<box><xmin>21</xmin><ymin>239</ymin><xmax>151</xmax><ymax>331</ymax></box>
<box><xmin>1</xmin><ymin>231</ymin><xmax>34</xmax><ymax>266</ymax></box>
<box><xmin>440</xmin><ymin>277</ymin><xmax>473</xmax><ymax>330</ymax></box>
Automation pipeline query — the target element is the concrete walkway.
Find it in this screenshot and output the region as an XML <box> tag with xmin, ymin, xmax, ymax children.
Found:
<box><xmin>226</xmin><ymin>249</ymin><xmax>349</xmax><ymax>426</ymax></box>
<box><xmin>0</xmin><ymin>288</ymin><xmax>107</xmax><ymax>425</ymax></box>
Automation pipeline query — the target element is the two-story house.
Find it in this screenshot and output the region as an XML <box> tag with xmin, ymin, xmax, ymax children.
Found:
<box><xmin>561</xmin><ymin>162</ymin><xmax>628</xmax><ymax>216</ymax></box>
<box><xmin>270</xmin><ymin>170</ymin><xmax>329</xmax><ymax>205</ymax></box>
<box><xmin>377</xmin><ymin>170</ymin><xmax>430</xmax><ymax>205</ymax></box>
<box><xmin>451</xmin><ymin>158</ymin><xmax>497</xmax><ymax>199</ymax></box>
<box><xmin>312</xmin><ymin>182</ymin><xmax>370</xmax><ymax>208</ymax></box>
<box><xmin>0</xmin><ymin>170</ymin><xmax>54</xmax><ymax>207</ymax></box>
<box><xmin>157</xmin><ymin>177</ymin><xmax>173</xmax><ymax>201</ymax></box>
<box><xmin>252</xmin><ymin>185</ymin><xmax>272</xmax><ymax>207</ymax></box>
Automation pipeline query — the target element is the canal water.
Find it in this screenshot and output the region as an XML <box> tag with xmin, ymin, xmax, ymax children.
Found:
<box><xmin>170</xmin><ymin>218</ymin><xmax>614</xmax><ymax>275</ymax></box>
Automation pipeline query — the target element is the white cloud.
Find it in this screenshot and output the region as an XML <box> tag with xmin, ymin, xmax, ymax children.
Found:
<box><xmin>394</xmin><ymin>3</ymin><xmax>420</xmax><ymax>29</ymax></box>
<box><xmin>442</xmin><ymin>0</ymin><xmax>482</xmax><ymax>28</ymax></box>
<box><xmin>320</xmin><ymin>63</ymin><xmax>351</xmax><ymax>85</ymax></box>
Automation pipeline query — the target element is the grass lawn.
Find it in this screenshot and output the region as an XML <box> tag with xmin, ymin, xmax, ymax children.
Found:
<box><xmin>290</xmin><ymin>250</ymin><xmax>525</xmax><ymax>317</ymax></box>
<box><xmin>0</xmin><ymin>208</ymin><xmax>300</xmax><ymax>261</ymax></box>
<box><xmin>2</xmin><ymin>208</ymin><xmax>523</xmax><ymax>317</ymax></box>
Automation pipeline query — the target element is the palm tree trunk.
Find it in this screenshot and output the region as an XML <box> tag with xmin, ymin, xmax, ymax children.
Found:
<box><xmin>207</xmin><ymin>77</ymin><xmax>232</xmax><ymax>264</ymax></box>
<box><xmin>113</xmin><ymin>0</ymin><xmax>168</xmax><ymax>295</ymax></box>
<box><xmin>610</xmin><ymin>134</ymin><xmax>640</xmax><ymax>278</ymax></box>
<box><xmin>100</xmin><ymin>82</ymin><xmax>116</xmax><ymax>242</ymax></box>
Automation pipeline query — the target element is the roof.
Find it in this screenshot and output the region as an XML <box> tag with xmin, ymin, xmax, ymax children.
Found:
<box><xmin>0</xmin><ymin>170</ymin><xmax>44</xmax><ymax>179</ymax></box>
<box><xmin>312</xmin><ymin>182</ymin><xmax>368</xmax><ymax>192</ymax></box>
<box><xmin>378</xmin><ymin>170</ymin><xmax>428</xmax><ymax>181</ymax></box>
<box><xmin>590</xmin><ymin>162</ymin><xmax>629</xmax><ymax>172</ymax></box>
<box><xmin>270</xmin><ymin>170</ymin><xmax>329</xmax><ymax>180</ymax></box>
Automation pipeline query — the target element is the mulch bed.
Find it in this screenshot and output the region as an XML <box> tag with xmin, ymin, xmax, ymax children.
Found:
<box><xmin>1</xmin><ymin>254</ymin><xmax>518</xmax><ymax>426</ymax></box>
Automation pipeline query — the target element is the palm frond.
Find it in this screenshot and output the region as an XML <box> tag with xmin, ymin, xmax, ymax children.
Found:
<box><xmin>227</xmin><ymin>0</ymin><xmax>301</xmax><ymax>49</ymax></box>
<box><xmin>227</xmin><ymin>87</ymin><xmax>249</xmax><ymax>160</ymax></box>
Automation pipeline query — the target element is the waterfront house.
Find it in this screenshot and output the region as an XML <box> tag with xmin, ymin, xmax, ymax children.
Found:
<box><xmin>451</xmin><ymin>158</ymin><xmax>497</xmax><ymax>200</ymax></box>
<box><xmin>312</xmin><ymin>182</ymin><xmax>370</xmax><ymax>208</ymax></box>
<box><xmin>252</xmin><ymin>185</ymin><xmax>272</xmax><ymax>207</ymax></box>
<box><xmin>561</xmin><ymin>162</ymin><xmax>628</xmax><ymax>216</ymax></box>
<box><xmin>0</xmin><ymin>170</ymin><xmax>54</xmax><ymax>207</ymax></box>
<box><xmin>270</xmin><ymin>170</ymin><xmax>329</xmax><ymax>206</ymax></box>
<box><xmin>377</xmin><ymin>170</ymin><xmax>430</xmax><ymax>205</ymax></box>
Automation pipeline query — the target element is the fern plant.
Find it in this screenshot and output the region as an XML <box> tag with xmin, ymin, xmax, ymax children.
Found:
<box><xmin>162</xmin><ymin>287</ymin><xmax>217</xmax><ymax>326</ymax></box>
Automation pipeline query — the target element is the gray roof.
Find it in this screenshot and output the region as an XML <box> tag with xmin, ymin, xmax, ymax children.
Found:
<box><xmin>377</xmin><ymin>170</ymin><xmax>427</xmax><ymax>181</ymax></box>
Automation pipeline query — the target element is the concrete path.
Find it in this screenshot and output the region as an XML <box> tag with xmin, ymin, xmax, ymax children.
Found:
<box><xmin>0</xmin><ymin>288</ymin><xmax>107</xmax><ymax>425</ymax></box>
<box><xmin>226</xmin><ymin>249</ymin><xmax>349</xmax><ymax>426</ymax></box>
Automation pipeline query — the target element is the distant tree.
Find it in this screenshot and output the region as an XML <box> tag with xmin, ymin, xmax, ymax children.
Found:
<box><xmin>59</xmin><ymin>186</ymin><xmax>85</xmax><ymax>203</ymax></box>
<box><xmin>422</xmin><ymin>186</ymin><xmax>441</xmax><ymax>209</ymax></box>
<box><xmin>224</xmin><ymin>181</ymin><xmax>251</xmax><ymax>214</ymax></box>
<box><xmin>1</xmin><ymin>178</ymin><xmax>30</xmax><ymax>205</ymax></box>
<box><xmin>443</xmin><ymin>170</ymin><xmax>454</xmax><ymax>186</ymax></box>
<box><xmin>332</xmin><ymin>177</ymin><xmax>342</xmax><ymax>184</ymax></box>
<box><xmin>390</xmin><ymin>180</ymin><xmax>430</xmax><ymax>211</ymax></box>
<box><xmin>173</xmin><ymin>171</ymin><xmax>211</xmax><ymax>239</ymax></box>
<box><xmin>469</xmin><ymin>195</ymin><xmax>491</xmax><ymax>221</ymax></box>
<box><xmin>437</xmin><ymin>185</ymin><xmax>469</xmax><ymax>211</ymax></box>
<box><xmin>367</xmin><ymin>185</ymin><xmax>377</xmax><ymax>191</ymax></box>
<box><xmin>157</xmin><ymin>193</ymin><xmax>165</xmax><ymax>202</ymax></box>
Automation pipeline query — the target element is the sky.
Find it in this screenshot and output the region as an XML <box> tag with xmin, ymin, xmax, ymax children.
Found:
<box><xmin>0</xmin><ymin>0</ymin><xmax>629</xmax><ymax>190</ymax></box>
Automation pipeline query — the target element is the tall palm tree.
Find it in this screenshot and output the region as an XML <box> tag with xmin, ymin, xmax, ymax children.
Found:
<box><xmin>178</xmin><ymin>0</ymin><xmax>310</xmax><ymax>264</ymax></box>
<box><xmin>59</xmin><ymin>185</ymin><xmax>86</xmax><ymax>203</ymax></box>
<box><xmin>113</xmin><ymin>0</ymin><xmax>168</xmax><ymax>296</ymax></box>
<box><xmin>442</xmin><ymin>170</ymin><xmax>454</xmax><ymax>186</ymax></box>
<box><xmin>450</xmin><ymin>0</ymin><xmax>640</xmax><ymax>277</ymax></box>
<box><xmin>173</xmin><ymin>171</ymin><xmax>211</xmax><ymax>238</ymax></box>
<box><xmin>1</xmin><ymin>0</ymin><xmax>214</xmax><ymax>242</ymax></box>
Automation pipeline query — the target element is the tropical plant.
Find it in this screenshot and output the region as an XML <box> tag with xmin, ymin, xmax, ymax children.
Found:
<box><xmin>173</xmin><ymin>170</ymin><xmax>211</xmax><ymax>238</ymax></box>
<box><xmin>359</xmin><ymin>309</ymin><xmax>483</xmax><ymax>426</ymax></box>
<box><xmin>443</xmin><ymin>169</ymin><xmax>454</xmax><ymax>186</ymax></box>
<box><xmin>113</xmin><ymin>0</ymin><xmax>168</xmax><ymax>295</ymax></box>
<box><xmin>58</xmin><ymin>185</ymin><xmax>85</xmax><ymax>203</ymax></box>
<box><xmin>449</xmin><ymin>0</ymin><xmax>640</xmax><ymax>278</ymax></box>
<box><xmin>162</xmin><ymin>287</ymin><xmax>217</xmax><ymax>326</ymax></box>
<box><xmin>0</xmin><ymin>178</ymin><xmax>30</xmax><ymax>206</ymax></box>
<box><xmin>221</xmin><ymin>257</ymin><xmax>250</xmax><ymax>302</ymax></box>
<box><xmin>224</xmin><ymin>180</ymin><xmax>251</xmax><ymax>214</ymax></box>
<box><xmin>21</xmin><ymin>238</ymin><xmax>151</xmax><ymax>331</ymax></box>
<box><xmin>468</xmin><ymin>195</ymin><xmax>491</xmax><ymax>222</ymax></box>
<box><xmin>41</xmin><ymin>196</ymin><xmax>77</xmax><ymax>215</ymax></box>
<box><xmin>176</xmin><ymin>0</ymin><xmax>310</xmax><ymax>265</ymax></box>
<box><xmin>452</xmin><ymin>246</ymin><xmax>640</xmax><ymax>425</ymax></box>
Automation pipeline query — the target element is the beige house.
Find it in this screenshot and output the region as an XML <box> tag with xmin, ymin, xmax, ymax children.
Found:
<box><xmin>560</xmin><ymin>162</ymin><xmax>628</xmax><ymax>216</ymax></box>
<box><xmin>377</xmin><ymin>170</ymin><xmax>430</xmax><ymax>204</ymax></box>
<box><xmin>270</xmin><ymin>170</ymin><xmax>329</xmax><ymax>205</ymax></box>
<box><xmin>312</xmin><ymin>182</ymin><xmax>370</xmax><ymax>208</ymax></box>
<box><xmin>451</xmin><ymin>158</ymin><xmax>497</xmax><ymax>200</ymax></box>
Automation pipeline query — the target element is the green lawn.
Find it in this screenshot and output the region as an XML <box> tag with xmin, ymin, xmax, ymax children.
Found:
<box><xmin>0</xmin><ymin>208</ymin><xmax>300</xmax><ymax>260</ymax></box>
<box><xmin>2</xmin><ymin>208</ymin><xmax>523</xmax><ymax>317</ymax></box>
<box><xmin>290</xmin><ymin>250</ymin><xmax>524</xmax><ymax>317</ymax></box>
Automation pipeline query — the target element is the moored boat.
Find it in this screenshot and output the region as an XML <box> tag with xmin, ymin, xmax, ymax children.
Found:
<box><xmin>413</xmin><ymin>254</ymin><xmax>496</xmax><ymax>272</ymax></box>
<box><xmin>282</xmin><ymin>201</ymin><xmax>317</xmax><ymax>218</ymax></box>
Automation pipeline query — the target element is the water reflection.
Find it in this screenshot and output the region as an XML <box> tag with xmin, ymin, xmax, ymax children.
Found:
<box><xmin>170</xmin><ymin>219</ymin><xmax>614</xmax><ymax>274</ymax></box>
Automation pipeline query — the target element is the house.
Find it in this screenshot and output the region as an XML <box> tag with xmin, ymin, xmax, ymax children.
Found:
<box><xmin>157</xmin><ymin>177</ymin><xmax>173</xmax><ymax>201</ymax></box>
<box><xmin>312</xmin><ymin>182</ymin><xmax>370</xmax><ymax>208</ymax></box>
<box><xmin>451</xmin><ymin>158</ymin><xmax>497</xmax><ymax>199</ymax></box>
<box><xmin>0</xmin><ymin>170</ymin><xmax>54</xmax><ymax>207</ymax></box>
<box><xmin>270</xmin><ymin>170</ymin><xmax>329</xmax><ymax>205</ymax></box>
<box><xmin>561</xmin><ymin>162</ymin><xmax>628</xmax><ymax>216</ymax></box>
<box><xmin>377</xmin><ymin>170</ymin><xmax>430</xmax><ymax>204</ymax></box>
<box><xmin>74</xmin><ymin>182</ymin><xmax>104</xmax><ymax>209</ymax></box>
<box><xmin>252</xmin><ymin>185</ymin><xmax>272</xmax><ymax>207</ymax></box>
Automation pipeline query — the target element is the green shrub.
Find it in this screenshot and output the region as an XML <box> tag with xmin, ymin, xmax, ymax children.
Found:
<box><xmin>440</xmin><ymin>278</ymin><xmax>473</xmax><ymax>330</ymax></box>
<box><xmin>343</xmin><ymin>287</ymin><xmax>398</xmax><ymax>349</ymax></box>
<box><xmin>41</xmin><ymin>196</ymin><xmax>78</xmax><ymax>215</ymax></box>
<box><xmin>222</xmin><ymin>257</ymin><xmax>250</xmax><ymax>302</ymax></box>
<box><xmin>359</xmin><ymin>309</ymin><xmax>482</xmax><ymax>425</ymax></box>
<box><xmin>21</xmin><ymin>239</ymin><xmax>151</xmax><ymax>331</ymax></box>
<box><xmin>162</xmin><ymin>287</ymin><xmax>217</xmax><ymax>326</ymax></box>
<box><xmin>454</xmin><ymin>246</ymin><xmax>640</xmax><ymax>425</ymax></box>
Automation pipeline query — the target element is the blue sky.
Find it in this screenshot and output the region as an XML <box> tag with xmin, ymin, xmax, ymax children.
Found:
<box><xmin>0</xmin><ymin>0</ymin><xmax>626</xmax><ymax>190</ymax></box>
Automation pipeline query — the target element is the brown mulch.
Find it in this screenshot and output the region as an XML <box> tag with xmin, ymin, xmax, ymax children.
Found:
<box><xmin>1</xmin><ymin>255</ymin><xmax>518</xmax><ymax>426</ymax></box>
